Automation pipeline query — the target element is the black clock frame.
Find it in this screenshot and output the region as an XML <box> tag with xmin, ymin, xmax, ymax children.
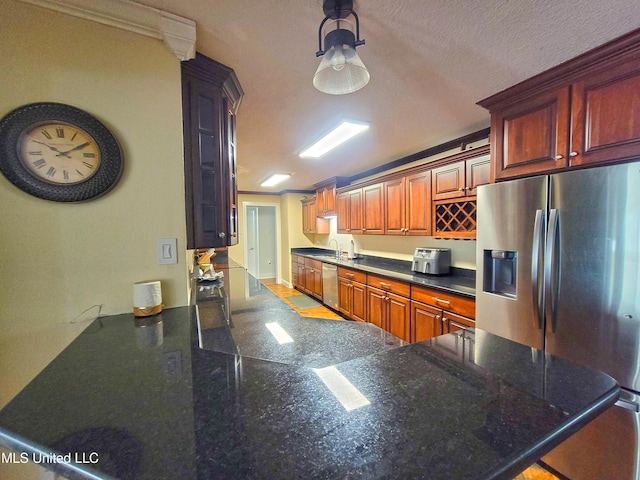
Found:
<box><xmin>0</xmin><ymin>102</ymin><xmax>124</xmax><ymax>202</ymax></box>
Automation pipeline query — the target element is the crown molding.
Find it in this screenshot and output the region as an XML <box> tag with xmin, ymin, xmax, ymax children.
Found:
<box><xmin>18</xmin><ymin>0</ymin><xmax>196</xmax><ymax>61</ymax></box>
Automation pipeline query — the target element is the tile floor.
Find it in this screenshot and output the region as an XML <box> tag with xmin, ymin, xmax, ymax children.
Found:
<box><xmin>261</xmin><ymin>280</ymin><xmax>559</xmax><ymax>480</ymax></box>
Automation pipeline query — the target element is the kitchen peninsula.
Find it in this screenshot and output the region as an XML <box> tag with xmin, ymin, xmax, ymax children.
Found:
<box><xmin>0</xmin><ymin>259</ymin><xmax>618</xmax><ymax>480</ymax></box>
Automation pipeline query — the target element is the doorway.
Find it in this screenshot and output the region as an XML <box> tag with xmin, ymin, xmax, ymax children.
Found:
<box><xmin>243</xmin><ymin>202</ymin><xmax>280</xmax><ymax>283</ymax></box>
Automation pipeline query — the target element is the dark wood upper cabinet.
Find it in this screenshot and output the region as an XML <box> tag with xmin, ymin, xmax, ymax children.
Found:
<box><xmin>362</xmin><ymin>183</ymin><xmax>385</xmax><ymax>234</ymax></box>
<box><xmin>571</xmin><ymin>59</ymin><xmax>640</xmax><ymax>167</ymax></box>
<box><xmin>182</xmin><ymin>53</ymin><xmax>243</xmax><ymax>249</ymax></box>
<box><xmin>479</xmin><ymin>29</ymin><xmax>640</xmax><ymax>181</ymax></box>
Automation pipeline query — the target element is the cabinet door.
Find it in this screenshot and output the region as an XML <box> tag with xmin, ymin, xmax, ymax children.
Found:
<box><xmin>316</xmin><ymin>187</ymin><xmax>327</xmax><ymax>214</ymax></box>
<box><xmin>297</xmin><ymin>264</ymin><xmax>306</xmax><ymax>291</ymax></box>
<box><xmin>336</xmin><ymin>191</ymin><xmax>350</xmax><ymax>233</ymax></box>
<box><xmin>411</xmin><ymin>301</ymin><xmax>443</xmax><ymax>343</ymax></box>
<box><xmin>338</xmin><ymin>276</ymin><xmax>353</xmax><ymax>317</ymax></box>
<box><xmin>351</xmin><ymin>282</ymin><xmax>367</xmax><ymax>323</ymax></box>
<box><xmin>405</xmin><ymin>170</ymin><xmax>431</xmax><ymax>235</ymax></box>
<box><xmin>182</xmin><ymin>75</ymin><xmax>225</xmax><ymax>248</ymax></box>
<box><xmin>311</xmin><ymin>268</ymin><xmax>323</xmax><ymax>299</ymax></box>
<box><xmin>491</xmin><ymin>87</ymin><xmax>570</xmax><ymax>181</ymax></box>
<box><xmin>443</xmin><ymin>311</ymin><xmax>475</xmax><ymax>334</ymax></box>
<box><xmin>362</xmin><ymin>183</ymin><xmax>385</xmax><ymax>234</ymax></box>
<box><xmin>384</xmin><ymin>177</ymin><xmax>406</xmax><ymax>235</ymax></box>
<box><xmin>366</xmin><ymin>286</ymin><xmax>387</xmax><ymax>330</ymax></box>
<box><xmin>324</xmin><ymin>185</ymin><xmax>336</xmax><ymax>213</ymax></box>
<box><xmin>432</xmin><ymin>161</ymin><xmax>466</xmax><ymax>200</ymax></box>
<box><xmin>317</xmin><ymin>184</ymin><xmax>336</xmax><ymax>215</ymax></box>
<box><xmin>571</xmin><ymin>59</ymin><xmax>640</xmax><ymax>167</ymax></box>
<box><xmin>347</xmin><ymin>189</ymin><xmax>364</xmax><ymax>234</ymax></box>
<box><xmin>465</xmin><ymin>154</ymin><xmax>490</xmax><ymax>196</ymax></box>
<box><xmin>387</xmin><ymin>292</ymin><xmax>411</xmax><ymax>342</ymax></box>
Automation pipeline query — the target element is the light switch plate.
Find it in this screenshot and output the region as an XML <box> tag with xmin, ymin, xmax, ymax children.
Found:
<box><xmin>157</xmin><ymin>238</ymin><xmax>178</xmax><ymax>264</ymax></box>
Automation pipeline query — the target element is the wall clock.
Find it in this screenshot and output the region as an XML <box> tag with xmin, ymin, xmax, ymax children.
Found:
<box><xmin>0</xmin><ymin>102</ymin><xmax>124</xmax><ymax>202</ymax></box>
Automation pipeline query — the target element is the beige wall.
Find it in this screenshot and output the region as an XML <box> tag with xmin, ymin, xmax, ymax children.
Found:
<box><xmin>0</xmin><ymin>0</ymin><xmax>188</xmax><ymax>418</ymax></box>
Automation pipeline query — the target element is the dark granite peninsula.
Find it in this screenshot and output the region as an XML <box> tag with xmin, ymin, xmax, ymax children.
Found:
<box><xmin>0</xmin><ymin>262</ymin><xmax>619</xmax><ymax>480</ymax></box>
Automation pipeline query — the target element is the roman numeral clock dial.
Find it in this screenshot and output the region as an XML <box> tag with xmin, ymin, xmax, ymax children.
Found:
<box><xmin>19</xmin><ymin>123</ymin><xmax>101</xmax><ymax>184</ymax></box>
<box><xmin>0</xmin><ymin>103</ymin><xmax>123</xmax><ymax>202</ymax></box>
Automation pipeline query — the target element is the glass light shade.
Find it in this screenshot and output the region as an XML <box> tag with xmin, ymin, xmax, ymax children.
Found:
<box><xmin>313</xmin><ymin>43</ymin><xmax>370</xmax><ymax>95</ymax></box>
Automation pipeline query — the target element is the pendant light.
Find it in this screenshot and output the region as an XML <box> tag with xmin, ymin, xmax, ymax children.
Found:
<box><xmin>313</xmin><ymin>0</ymin><xmax>369</xmax><ymax>95</ymax></box>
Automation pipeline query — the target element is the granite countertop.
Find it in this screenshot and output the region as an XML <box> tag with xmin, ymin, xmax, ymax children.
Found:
<box><xmin>291</xmin><ymin>247</ymin><xmax>476</xmax><ymax>297</ymax></box>
<box><xmin>0</xmin><ymin>263</ymin><xmax>619</xmax><ymax>479</ymax></box>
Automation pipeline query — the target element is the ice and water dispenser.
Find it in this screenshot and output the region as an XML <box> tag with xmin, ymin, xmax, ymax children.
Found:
<box><xmin>483</xmin><ymin>250</ymin><xmax>517</xmax><ymax>298</ymax></box>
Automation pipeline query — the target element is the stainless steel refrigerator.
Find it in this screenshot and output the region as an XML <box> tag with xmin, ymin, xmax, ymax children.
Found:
<box><xmin>476</xmin><ymin>161</ymin><xmax>640</xmax><ymax>480</ymax></box>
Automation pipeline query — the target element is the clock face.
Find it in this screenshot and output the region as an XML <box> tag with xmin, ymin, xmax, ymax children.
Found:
<box><xmin>18</xmin><ymin>122</ymin><xmax>101</xmax><ymax>185</ymax></box>
<box><xmin>0</xmin><ymin>103</ymin><xmax>124</xmax><ymax>202</ymax></box>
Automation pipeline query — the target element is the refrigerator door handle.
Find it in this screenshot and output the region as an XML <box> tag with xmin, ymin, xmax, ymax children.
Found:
<box><xmin>544</xmin><ymin>209</ymin><xmax>560</xmax><ymax>333</ymax></box>
<box><xmin>531</xmin><ymin>209</ymin><xmax>546</xmax><ymax>330</ymax></box>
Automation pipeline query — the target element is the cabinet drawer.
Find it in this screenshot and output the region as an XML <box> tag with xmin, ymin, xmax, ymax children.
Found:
<box><xmin>292</xmin><ymin>255</ymin><xmax>304</xmax><ymax>265</ymax></box>
<box><xmin>367</xmin><ymin>274</ymin><xmax>410</xmax><ymax>297</ymax></box>
<box><xmin>338</xmin><ymin>266</ymin><xmax>367</xmax><ymax>284</ymax></box>
<box><xmin>304</xmin><ymin>258</ymin><xmax>322</xmax><ymax>270</ymax></box>
<box><xmin>444</xmin><ymin>311</ymin><xmax>476</xmax><ymax>333</ymax></box>
<box><xmin>411</xmin><ymin>285</ymin><xmax>475</xmax><ymax>319</ymax></box>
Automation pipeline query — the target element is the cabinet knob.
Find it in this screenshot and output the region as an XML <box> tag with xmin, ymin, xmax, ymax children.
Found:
<box><xmin>569</xmin><ymin>151</ymin><xmax>579</xmax><ymax>157</ymax></box>
<box><xmin>555</xmin><ymin>154</ymin><xmax>564</xmax><ymax>160</ymax></box>
<box><xmin>458</xmin><ymin>187</ymin><xmax>465</xmax><ymax>191</ymax></box>
<box><xmin>218</xmin><ymin>232</ymin><xmax>226</xmax><ymax>238</ymax></box>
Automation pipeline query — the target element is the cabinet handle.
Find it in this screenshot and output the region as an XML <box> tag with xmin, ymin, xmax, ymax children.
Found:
<box><xmin>435</xmin><ymin>315</ymin><xmax>441</xmax><ymax>322</ymax></box>
<box><xmin>379</xmin><ymin>281</ymin><xmax>391</xmax><ymax>288</ymax></box>
<box><xmin>555</xmin><ymin>154</ymin><xmax>564</xmax><ymax>160</ymax></box>
<box><xmin>569</xmin><ymin>151</ymin><xmax>579</xmax><ymax>157</ymax></box>
<box><xmin>434</xmin><ymin>297</ymin><xmax>451</xmax><ymax>306</ymax></box>
<box><xmin>458</xmin><ymin>187</ymin><xmax>465</xmax><ymax>191</ymax></box>
<box><xmin>346</xmin><ymin>228</ymin><xmax>351</xmax><ymax>232</ymax></box>
<box><xmin>363</xmin><ymin>228</ymin><xmax>367</xmax><ymax>232</ymax></box>
<box><xmin>449</xmin><ymin>321</ymin><xmax>470</xmax><ymax>331</ymax></box>
<box><xmin>441</xmin><ymin>315</ymin><xmax>447</xmax><ymax>323</ymax></box>
<box><xmin>345</xmin><ymin>273</ymin><xmax>355</xmax><ymax>278</ymax></box>
<box><xmin>218</xmin><ymin>232</ymin><xmax>226</xmax><ymax>238</ymax></box>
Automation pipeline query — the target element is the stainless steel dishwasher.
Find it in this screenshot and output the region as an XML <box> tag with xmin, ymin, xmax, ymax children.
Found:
<box><xmin>321</xmin><ymin>263</ymin><xmax>338</xmax><ymax>310</ymax></box>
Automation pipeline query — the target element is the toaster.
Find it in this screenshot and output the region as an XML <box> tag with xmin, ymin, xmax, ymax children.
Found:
<box><xmin>411</xmin><ymin>248</ymin><xmax>451</xmax><ymax>275</ymax></box>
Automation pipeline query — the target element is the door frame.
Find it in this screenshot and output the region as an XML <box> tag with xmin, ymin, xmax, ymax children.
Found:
<box><xmin>242</xmin><ymin>201</ymin><xmax>281</xmax><ymax>283</ymax></box>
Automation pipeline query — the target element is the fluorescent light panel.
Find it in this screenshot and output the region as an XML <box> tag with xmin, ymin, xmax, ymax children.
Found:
<box><xmin>261</xmin><ymin>173</ymin><xmax>290</xmax><ymax>187</ymax></box>
<box><xmin>300</xmin><ymin>122</ymin><xmax>369</xmax><ymax>158</ymax></box>
<box><xmin>313</xmin><ymin>366</ymin><xmax>371</xmax><ymax>411</ymax></box>
<box><xmin>265</xmin><ymin>322</ymin><xmax>294</xmax><ymax>344</ymax></box>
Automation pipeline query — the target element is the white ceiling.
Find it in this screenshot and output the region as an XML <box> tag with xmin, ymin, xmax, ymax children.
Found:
<box><xmin>137</xmin><ymin>0</ymin><xmax>640</xmax><ymax>192</ymax></box>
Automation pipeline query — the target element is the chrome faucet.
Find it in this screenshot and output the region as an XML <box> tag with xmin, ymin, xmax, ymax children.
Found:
<box><xmin>329</xmin><ymin>239</ymin><xmax>339</xmax><ymax>259</ymax></box>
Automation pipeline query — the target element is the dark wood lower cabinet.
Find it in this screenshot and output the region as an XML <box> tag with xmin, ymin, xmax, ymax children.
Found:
<box><xmin>338</xmin><ymin>277</ymin><xmax>366</xmax><ymax>322</ymax></box>
<box><xmin>366</xmin><ymin>286</ymin><xmax>411</xmax><ymax>342</ymax></box>
<box><xmin>411</xmin><ymin>300</ymin><xmax>475</xmax><ymax>343</ymax></box>
<box><xmin>411</xmin><ymin>301</ymin><xmax>442</xmax><ymax>343</ymax></box>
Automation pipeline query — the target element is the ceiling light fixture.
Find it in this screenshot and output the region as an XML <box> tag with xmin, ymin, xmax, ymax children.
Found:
<box><xmin>300</xmin><ymin>121</ymin><xmax>369</xmax><ymax>158</ymax></box>
<box><xmin>313</xmin><ymin>0</ymin><xmax>369</xmax><ymax>95</ymax></box>
<box><xmin>260</xmin><ymin>173</ymin><xmax>291</xmax><ymax>187</ymax></box>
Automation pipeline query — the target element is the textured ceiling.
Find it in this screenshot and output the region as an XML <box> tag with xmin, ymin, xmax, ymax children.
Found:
<box><xmin>138</xmin><ymin>0</ymin><xmax>640</xmax><ymax>192</ymax></box>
